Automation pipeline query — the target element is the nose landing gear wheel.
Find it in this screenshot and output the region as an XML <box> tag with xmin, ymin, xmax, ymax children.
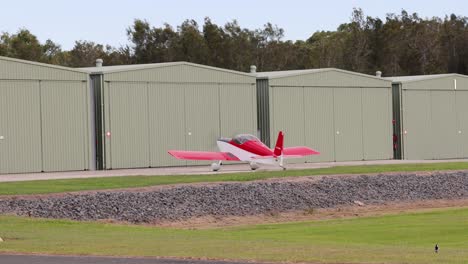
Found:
<box><xmin>211</xmin><ymin>161</ymin><xmax>222</xmax><ymax>171</ymax></box>
<box><xmin>250</xmin><ymin>162</ymin><xmax>259</xmax><ymax>171</ymax></box>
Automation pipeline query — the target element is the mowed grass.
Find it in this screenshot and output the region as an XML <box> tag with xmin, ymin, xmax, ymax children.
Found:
<box><xmin>1</xmin><ymin>207</ymin><xmax>468</xmax><ymax>263</ymax></box>
<box><xmin>1</xmin><ymin>162</ymin><xmax>468</xmax><ymax>195</ymax></box>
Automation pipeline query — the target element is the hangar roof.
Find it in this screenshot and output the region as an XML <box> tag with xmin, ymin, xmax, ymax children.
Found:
<box><xmin>255</xmin><ymin>68</ymin><xmax>387</xmax><ymax>81</ymax></box>
<box><xmin>255</xmin><ymin>68</ymin><xmax>391</xmax><ymax>88</ymax></box>
<box><xmin>0</xmin><ymin>55</ymin><xmax>87</xmax><ymax>74</ymax></box>
<box><xmin>79</xmin><ymin>61</ymin><xmax>253</xmax><ymax>77</ymax></box>
<box><xmin>384</xmin><ymin>73</ymin><xmax>467</xmax><ymax>83</ymax></box>
<box><xmin>0</xmin><ymin>55</ymin><xmax>88</xmax><ymax>81</ymax></box>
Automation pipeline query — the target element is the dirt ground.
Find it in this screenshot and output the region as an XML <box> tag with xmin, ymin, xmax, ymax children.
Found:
<box><xmin>152</xmin><ymin>198</ymin><xmax>468</xmax><ymax>229</ymax></box>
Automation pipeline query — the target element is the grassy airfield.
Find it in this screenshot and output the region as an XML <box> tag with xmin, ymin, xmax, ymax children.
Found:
<box><xmin>0</xmin><ymin>207</ymin><xmax>467</xmax><ymax>263</ymax></box>
<box><xmin>1</xmin><ymin>162</ymin><xmax>468</xmax><ymax>195</ymax></box>
<box><xmin>1</xmin><ymin>162</ymin><xmax>468</xmax><ymax>263</ymax></box>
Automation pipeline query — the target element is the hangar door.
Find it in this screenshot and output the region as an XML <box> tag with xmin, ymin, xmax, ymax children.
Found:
<box><xmin>362</xmin><ymin>88</ymin><xmax>393</xmax><ymax>160</ymax></box>
<box><xmin>0</xmin><ymin>81</ymin><xmax>42</xmax><ymax>174</ymax></box>
<box><xmin>41</xmin><ymin>81</ymin><xmax>89</xmax><ymax>171</ymax></box>
<box><xmin>148</xmin><ymin>83</ymin><xmax>186</xmax><ymax>167</ymax></box>
<box><xmin>402</xmin><ymin>90</ymin><xmax>460</xmax><ymax>160</ymax></box>
<box><xmin>304</xmin><ymin>87</ymin><xmax>334</xmax><ymax>162</ymax></box>
<box><xmin>184</xmin><ymin>84</ymin><xmax>220</xmax><ymax>166</ymax></box>
<box><xmin>402</xmin><ymin>90</ymin><xmax>433</xmax><ymax>159</ymax></box>
<box><xmin>149</xmin><ymin>83</ymin><xmax>256</xmax><ymax>167</ymax></box>
<box><xmin>105</xmin><ymin>82</ymin><xmax>150</xmax><ymax>169</ymax></box>
<box><xmin>271</xmin><ymin>86</ymin><xmax>306</xmax><ymax>163</ymax></box>
<box><xmin>430</xmin><ymin>91</ymin><xmax>458</xmax><ymax>159</ymax></box>
<box><xmin>333</xmin><ymin>88</ymin><xmax>363</xmax><ymax>161</ymax></box>
<box><xmin>271</xmin><ymin>86</ymin><xmax>391</xmax><ymax>162</ymax></box>
<box><xmin>105</xmin><ymin>82</ymin><xmax>256</xmax><ymax>169</ymax></box>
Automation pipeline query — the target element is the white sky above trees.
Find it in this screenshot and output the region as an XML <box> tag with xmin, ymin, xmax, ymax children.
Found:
<box><xmin>2</xmin><ymin>0</ymin><xmax>467</xmax><ymax>49</ymax></box>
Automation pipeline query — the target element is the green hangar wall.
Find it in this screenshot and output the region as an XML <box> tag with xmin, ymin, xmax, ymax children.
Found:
<box><xmin>388</xmin><ymin>74</ymin><xmax>468</xmax><ymax>160</ymax></box>
<box><xmin>81</xmin><ymin>62</ymin><xmax>257</xmax><ymax>169</ymax></box>
<box><xmin>0</xmin><ymin>56</ymin><xmax>93</xmax><ymax>174</ymax></box>
<box><xmin>256</xmin><ymin>68</ymin><xmax>393</xmax><ymax>162</ymax></box>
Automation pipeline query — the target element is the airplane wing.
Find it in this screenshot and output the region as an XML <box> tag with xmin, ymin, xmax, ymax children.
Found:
<box><xmin>282</xmin><ymin>147</ymin><xmax>320</xmax><ymax>156</ymax></box>
<box><xmin>168</xmin><ymin>150</ymin><xmax>240</xmax><ymax>161</ymax></box>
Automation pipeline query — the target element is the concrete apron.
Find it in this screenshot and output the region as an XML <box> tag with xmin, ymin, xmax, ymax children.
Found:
<box><xmin>0</xmin><ymin>159</ymin><xmax>467</xmax><ymax>183</ymax></box>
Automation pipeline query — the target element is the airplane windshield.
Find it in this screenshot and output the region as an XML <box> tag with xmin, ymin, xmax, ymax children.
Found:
<box><xmin>232</xmin><ymin>134</ymin><xmax>260</xmax><ymax>144</ymax></box>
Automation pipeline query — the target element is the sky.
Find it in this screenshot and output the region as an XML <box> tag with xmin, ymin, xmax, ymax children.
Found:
<box><xmin>2</xmin><ymin>0</ymin><xmax>468</xmax><ymax>50</ymax></box>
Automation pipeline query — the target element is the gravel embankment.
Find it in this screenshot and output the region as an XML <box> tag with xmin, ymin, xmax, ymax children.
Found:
<box><xmin>1</xmin><ymin>171</ymin><xmax>467</xmax><ymax>223</ymax></box>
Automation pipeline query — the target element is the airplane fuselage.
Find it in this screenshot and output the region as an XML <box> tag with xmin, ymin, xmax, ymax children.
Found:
<box><xmin>216</xmin><ymin>139</ymin><xmax>277</xmax><ymax>165</ymax></box>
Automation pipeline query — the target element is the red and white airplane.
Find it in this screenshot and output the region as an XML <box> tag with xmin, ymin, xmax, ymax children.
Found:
<box><xmin>168</xmin><ymin>131</ymin><xmax>319</xmax><ymax>171</ymax></box>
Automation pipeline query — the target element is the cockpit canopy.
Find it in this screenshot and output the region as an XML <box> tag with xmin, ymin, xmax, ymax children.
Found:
<box><xmin>232</xmin><ymin>134</ymin><xmax>260</xmax><ymax>144</ymax></box>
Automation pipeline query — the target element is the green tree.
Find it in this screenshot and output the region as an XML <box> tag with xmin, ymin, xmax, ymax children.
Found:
<box><xmin>6</xmin><ymin>29</ymin><xmax>43</xmax><ymax>61</ymax></box>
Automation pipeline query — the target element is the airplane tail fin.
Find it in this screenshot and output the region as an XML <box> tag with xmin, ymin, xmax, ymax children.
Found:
<box><xmin>273</xmin><ymin>131</ymin><xmax>284</xmax><ymax>157</ymax></box>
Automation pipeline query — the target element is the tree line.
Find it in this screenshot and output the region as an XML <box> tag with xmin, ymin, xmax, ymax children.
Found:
<box><xmin>1</xmin><ymin>9</ymin><xmax>467</xmax><ymax>76</ymax></box>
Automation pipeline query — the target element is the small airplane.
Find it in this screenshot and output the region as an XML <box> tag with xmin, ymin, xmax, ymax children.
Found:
<box><xmin>168</xmin><ymin>131</ymin><xmax>319</xmax><ymax>171</ymax></box>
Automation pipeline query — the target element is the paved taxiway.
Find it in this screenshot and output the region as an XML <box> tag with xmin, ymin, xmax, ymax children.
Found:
<box><xmin>1</xmin><ymin>159</ymin><xmax>467</xmax><ymax>182</ymax></box>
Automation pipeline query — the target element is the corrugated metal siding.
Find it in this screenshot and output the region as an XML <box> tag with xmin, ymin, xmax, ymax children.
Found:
<box><xmin>256</xmin><ymin>79</ymin><xmax>270</xmax><ymax>146</ymax></box>
<box><xmin>270</xmin><ymin>86</ymin><xmax>306</xmax><ymax>163</ymax></box>
<box><xmin>362</xmin><ymin>88</ymin><xmax>393</xmax><ymax>160</ymax></box>
<box><xmin>148</xmin><ymin>83</ymin><xmax>186</xmax><ymax>167</ymax></box>
<box><xmin>333</xmin><ymin>88</ymin><xmax>364</xmax><ymax>161</ymax></box>
<box><xmin>185</xmin><ymin>83</ymin><xmax>220</xmax><ymax>166</ymax></box>
<box><xmin>265</xmin><ymin>70</ymin><xmax>392</xmax><ymax>163</ymax></box>
<box><xmin>220</xmin><ymin>83</ymin><xmax>257</xmax><ymax>136</ymax></box>
<box><xmin>102</xmin><ymin>80</ymin><xmax>257</xmax><ymax>169</ymax></box>
<box><xmin>398</xmin><ymin>75</ymin><xmax>468</xmax><ymax>160</ymax></box>
<box><xmin>97</xmin><ymin>64</ymin><xmax>257</xmax><ymax>169</ymax></box>
<box><xmin>106</xmin><ymin>82</ymin><xmax>150</xmax><ymax>169</ymax></box>
<box><xmin>0</xmin><ymin>87</ymin><xmax>4</xmax><ymax>173</ymax></box>
<box><xmin>40</xmin><ymin>81</ymin><xmax>89</xmax><ymax>171</ymax></box>
<box><xmin>104</xmin><ymin>64</ymin><xmax>254</xmax><ymax>84</ymax></box>
<box><xmin>402</xmin><ymin>90</ymin><xmax>433</xmax><ymax>159</ymax></box>
<box><xmin>0</xmin><ymin>81</ymin><xmax>42</xmax><ymax>173</ymax></box>
<box><xmin>0</xmin><ymin>57</ymin><xmax>86</xmax><ymax>81</ymax></box>
<box><xmin>430</xmin><ymin>91</ymin><xmax>457</xmax><ymax>159</ymax></box>
<box><xmin>456</xmin><ymin>91</ymin><xmax>468</xmax><ymax>158</ymax></box>
<box><xmin>0</xmin><ymin>57</ymin><xmax>92</xmax><ymax>174</ymax></box>
<box><xmin>304</xmin><ymin>87</ymin><xmax>335</xmax><ymax>162</ymax></box>
<box><xmin>268</xmin><ymin>70</ymin><xmax>390</xmax><ymax>88</ymax></box>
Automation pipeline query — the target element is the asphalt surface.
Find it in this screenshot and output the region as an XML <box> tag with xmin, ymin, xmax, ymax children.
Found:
<box><xmin>1</xmin><ymin>159</ymin><xmax>467</xmax><ymax>182</ymax></box>
<box><xmin>0</xmin><ymin>255</ymin><xmax>255</xmax><ymax>264</ymax></box>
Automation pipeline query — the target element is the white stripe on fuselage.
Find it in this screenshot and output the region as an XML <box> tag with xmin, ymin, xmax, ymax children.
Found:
<box><xmin>216</xmin><ymin>141</ymin><xmax>277</xmax><ymax>165</ymax></box>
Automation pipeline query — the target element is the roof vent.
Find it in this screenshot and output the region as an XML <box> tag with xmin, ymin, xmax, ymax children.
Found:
<box><xmin>376</xmin><ymin>71</ymin><xmax>382</xmax><ymax>78</ymax></box>
<box><xmin>96</xmin><ymin>59</ymin><xmax>103</xmax><ymax>67</ymax></box>
<box><xmin>250</xmin><ymin>65</ymin><xmax>257</xmax><ymax>73</ymax></box>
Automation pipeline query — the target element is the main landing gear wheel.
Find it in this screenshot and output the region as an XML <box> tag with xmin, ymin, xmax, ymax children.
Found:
<box><xmin>211</xmin><ymin>161</ymin><xmax>222</xmax><ymax>171</ymax></box>
<box><xmin>250</xmin><ymin>162</ymin><xmax>259</xmax><ymax>171</ymax></box>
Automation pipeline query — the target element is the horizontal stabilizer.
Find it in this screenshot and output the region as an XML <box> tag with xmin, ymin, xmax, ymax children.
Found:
<box><xmin>168</xmin><ymin>150</ymin><xmax>240</xmax><ymax>161</ymax></box>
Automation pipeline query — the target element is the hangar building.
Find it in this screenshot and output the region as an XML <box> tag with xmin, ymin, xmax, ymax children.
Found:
<box><xmin>81</xmin><ymin>62</ymin><xmax>257</xmax><ymax>170</ymax></box>
<box><xmin>255</xmin><ymin>68</ymin><xmax>393</xmax><ymax>162</ymax></box>
<box><xmin>388</xmin><ymin>74</ymin><xmax>468</xmax><ymax>160</ymax></box>
<box><xmin>0</xmin><ymin>56</ymin><xmax>93</xmax><ymax>174</ymax></box>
